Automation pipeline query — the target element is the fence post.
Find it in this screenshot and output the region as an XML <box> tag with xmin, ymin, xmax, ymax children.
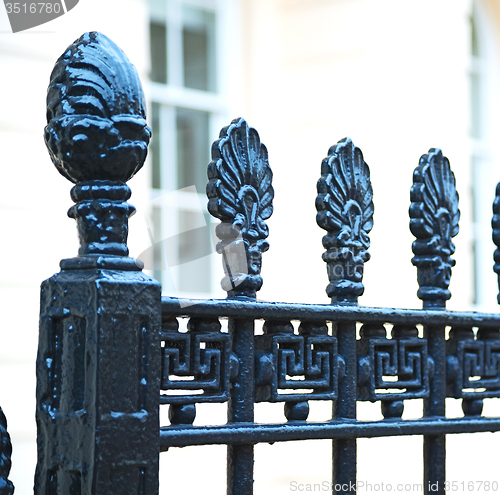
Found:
<box><xmin>35</xmin><ymin>32</ymin><xmax>161</xmax><ymax>494</ymax></box>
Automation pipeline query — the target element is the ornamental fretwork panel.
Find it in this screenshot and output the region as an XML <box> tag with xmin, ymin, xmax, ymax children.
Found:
<box><xmin>160</xmin><ymin>316</ymin><xmax>233</xmax><ymax>403</ymax></box>
<box><xmin>357</xmin><ymin>324</ymin><xmax>430</xmax><ymax>405</ymax></box>
<box><xmin>447</xmin><ymin>327</ymin><xmax>500</xmax><ymax>402</ymax></box>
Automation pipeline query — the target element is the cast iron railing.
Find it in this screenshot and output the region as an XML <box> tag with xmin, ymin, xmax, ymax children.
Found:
<box><xmin>0</xmin><ymin>30</ymin><xmax>496</xmax><ymax>495</ymax></box>
<box><xmin>157</xmin><ymin>135</ymin><xmax>500</xmax><ymax>495</ymax></box>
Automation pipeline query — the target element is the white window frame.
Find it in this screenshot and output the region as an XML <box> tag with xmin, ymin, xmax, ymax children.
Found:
<box><xmin>468</xmin><ymin>0</ymin><xmax>500</xmax><ymax>310</ymax></box>
<box><xmin>145</xmin><ymin>0</ymin><xmax>241</xmax><ymax>298</ymax></box>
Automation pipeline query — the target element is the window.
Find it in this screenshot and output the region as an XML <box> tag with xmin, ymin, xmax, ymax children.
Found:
<box><xmin>469</xmin><ymin>1</ymin><xmax>500</xmax><ymax>308</ymax></box>
<box><xmin>147</xmin><ymin>0</ymin><xmax>235</xmax><ymax>296</ymax></box>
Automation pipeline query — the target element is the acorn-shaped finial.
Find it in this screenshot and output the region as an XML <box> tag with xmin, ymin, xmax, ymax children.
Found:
<box><xmin>45</xmin><ymin>33</ymin><xmax>151</xmax><ymax>266</ymax></box>
<box><xmin>45</xmin><ymin>31</ymin><xmax>151</xmax><ymax>184</ymax></box>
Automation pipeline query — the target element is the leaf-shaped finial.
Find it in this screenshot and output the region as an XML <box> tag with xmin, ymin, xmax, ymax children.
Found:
<box><xmin>207</xmin><ymin>118</ymin><xmax>274</xmax><ymax>298</ymax></box>
<box><xmin>492</xmin><ymin>183</ymin><xmax>500</xmax><ymax>303</ymax></box>
<box><xmin>315</xmin><ymin>138</ymin><xmax>374</xmax><ymax>304</ymax></box>
<box><xmin>410</xmin><ymin>148</ymin><xmax>460</xmax><ymax>308</ymax></box>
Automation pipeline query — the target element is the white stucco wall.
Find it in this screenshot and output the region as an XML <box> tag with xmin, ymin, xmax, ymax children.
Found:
<box><xmin>0</xmin><ymin>2</ymin><xmax>150</xmax><ymax>492</ymax></box>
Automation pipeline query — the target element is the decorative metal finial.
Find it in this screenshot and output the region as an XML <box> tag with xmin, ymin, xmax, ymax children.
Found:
<box><xmin>316</xmin><ymin>138</ymin><xmax>374</xmax><ymax>304</ymax></box>
<box><xmin>207</xmin><ymin>118</ymin><xmax>274</xmax><ymax>298</ymax></box>
<box><xmin>0</xmin><ymin>407</ymin><xmax>14</xmax><ymax>495</ymax></box>
<box><xmin>410</xmin><ymin>148</ymin><xmax>460</xmax><ymax>308</ymax></box>
<box><xmin>492</xmin><ymin>182</ymin><xmax>500</xmax><ymax>303</ymax></box>
<box><xmin>44</xmin><ymin>32</ymin><xmax>151</xmax><ymax>268</ymax></box>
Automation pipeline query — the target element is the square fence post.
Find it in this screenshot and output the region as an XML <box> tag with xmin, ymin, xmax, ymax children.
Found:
<box><xmin>35</xmin><ymin>32</ymin><xmax>161</xmax><ymax>495</ymax></box>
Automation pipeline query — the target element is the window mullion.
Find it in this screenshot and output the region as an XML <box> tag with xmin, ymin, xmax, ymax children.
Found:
<box><xmin>160</xmin><ymin>105</ymin><xmax>177</xmax><ymax>192</ymax></box>
<box><xmin>160</xmin><ymin>104</ymin><xmax>180</xmax><ymax>289</ymax></box>
<box><xmin>167</xmin><ymin>0</ymin><xmax>184</xmax><ymax>87</ymax></box>
<box><xmin>148</xmin><ymin>82</ymin><xmax>229</xmax><ymax>113</ymax></box>
<box><xmin>149</xmin><ymin>0</ymin><xmax>232</xmax><ymax>297</ymax></box>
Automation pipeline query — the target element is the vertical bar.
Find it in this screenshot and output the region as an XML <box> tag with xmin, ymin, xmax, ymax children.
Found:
<box><xmin>227</xmin><ymin>319</ymin><xmax>255</xmax><ymax>495</ymax></box>
<box><xmin>207</xmin><ymin>118</ymin><xmax>273</xmax><ymax>494</ymax></box>
<box><xmin>333</xmin><ymin>322</ymin><xmax>357</xmax><ymax>494</ymax></box>
<box><xmin>409</xmin><ymin>148</ymin><xmax>458</xmax><ymax>495</ymax></box>
<box><xmin>423</xmin><ymin>324</ymin><xmax>446</xmax><ymax>495</ymax></box>
<box><xmin>315</xmin><ymin>139</ymin><xmax>374</xmax><ymax>494</ymax></box>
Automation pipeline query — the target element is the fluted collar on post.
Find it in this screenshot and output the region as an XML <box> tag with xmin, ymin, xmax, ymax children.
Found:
<box><xmin>44</xmin><ymin>32</ymin><xmax>151</xmax><ymax>271</ymax></box>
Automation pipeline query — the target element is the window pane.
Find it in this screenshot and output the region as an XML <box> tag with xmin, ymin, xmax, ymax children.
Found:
<box><xmin>150</xmin><ymin>21</ymin><xmax>167</xmax><ymax>84</ymax></box>
<box><xmin>152</xmin><ymin>206</ymin><xmax>164</xmax><ymax>284</ymax></box>
<box><xmin>470</xmin><ymin>71</ymin><xmax>481</xmax><ymax>139</ymax></box>
<box><xmin>151</xmin><ymin>103</ymin><xmax>161</xmax><ymax>189</ymax></box>
<box><xmin>178</xmin><ymin>210</ymin><xmax>212</xmax><ymax>293</ymax></box>
<box><xmin>471</xmin><ymin>14</ymin><xmax>479</xmax><ymax>58</ymax></box>
<box><xmin>182</xmin><ymin>6</ymin><xmax>216</xmax><ymax>91</ymax></box>
<box><xmin>176</xmin><ymin>107</ymin><xmax>210</xmax><ymax>193</ymax></box>
<box><xmin>470</xmin><ymin>13</ymin><xmax>481</xmax><ymax>139</ymax></box>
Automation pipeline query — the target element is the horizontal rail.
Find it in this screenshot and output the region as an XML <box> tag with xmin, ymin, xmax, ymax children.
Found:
<box><xmin>162</xmin><ymin>297</ymin><xmax>500</xmax><ymax>327</ymax></box>
<box><xmin>159</xmin><ymin>417</ymin><xmax>500</xmax><ymax>450</ymax></box>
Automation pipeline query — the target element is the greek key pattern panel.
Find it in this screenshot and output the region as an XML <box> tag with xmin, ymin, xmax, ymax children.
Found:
<box><xmin>160</xmin><ymin>316</ymin><xmax>233</xmax><ymax>405</ymax></box>
<box><xmin>255</xmin><ymin>321</ymin><xmax>338</xmax><ymax>402</ymax></box>
<box><xmin>447</xmin><ymin>328</ymin><xmax>500</xmax><ymax>399</ymax></box>
<box><xmin>357</xmin><ymin>324</ymin><xmax>430</xmax><ymax>401</ymax></box>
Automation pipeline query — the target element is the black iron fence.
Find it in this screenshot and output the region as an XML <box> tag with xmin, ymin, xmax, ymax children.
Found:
<box><xmin>1</xmin><ymin>30</ymin><xmax>500</xmax><ymax>495</ymax></box>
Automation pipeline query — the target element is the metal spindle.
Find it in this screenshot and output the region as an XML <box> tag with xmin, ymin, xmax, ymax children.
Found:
<box><xmin>410</xmin><ymin>148</ymin><xmax>459</xmax><ymax>495</ymax></box>
<box><xmin>316</xmin><ymin>138</ymin><xmax>374</xmax><ymax>493</ymax></box>
<box><xmin>37</xmin><ymin>32</ymin><xmax>161</xmax><ymax>495</ymax></box>
<box><xmin>207</xmin><ymin>117</ymin><xmax>274</xmax><ymax>494</ymax></box>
